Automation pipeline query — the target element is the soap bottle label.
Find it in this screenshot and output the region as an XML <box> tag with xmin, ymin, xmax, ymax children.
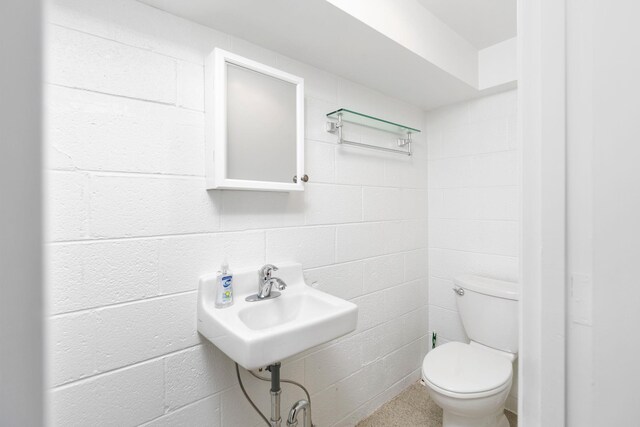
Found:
<box><xmin>221</xmin><ymin>275</ymin><xmax>233</xmax><ymax>303</ymax></box>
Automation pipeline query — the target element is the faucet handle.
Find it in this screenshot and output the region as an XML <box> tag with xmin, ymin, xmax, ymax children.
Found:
<box><xmin>259</xmin><ymin>264</ymin><xmax>279</xmax><ymax>280</ymax></box>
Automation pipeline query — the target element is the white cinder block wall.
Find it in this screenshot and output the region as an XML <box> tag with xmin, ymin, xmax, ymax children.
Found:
<box><xmin>46</xmin><ymin>0</ymin><xmax>429</xmax><ymax>426</ymax></box>
<box><xmin>425</xmin><ymin>89</ymin><xmax>519</xmax><ymax>412</ymax></box>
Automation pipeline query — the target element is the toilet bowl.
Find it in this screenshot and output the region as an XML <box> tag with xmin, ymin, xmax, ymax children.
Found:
<box><xmin>422</xmin><ymin>275</ymin><xmax>519</xmax><ymax>427</ymax></box>
<box><xmin>422</xmin><ymin>342</ymin><xmax>513</xmax><ymax>427</ymax></box>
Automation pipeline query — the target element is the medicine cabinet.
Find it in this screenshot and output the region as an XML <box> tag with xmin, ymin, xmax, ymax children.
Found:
<box><xmin>205</xmin><ymin>48</ymin><xmax>305</xmax><ymax>191</ymax></box>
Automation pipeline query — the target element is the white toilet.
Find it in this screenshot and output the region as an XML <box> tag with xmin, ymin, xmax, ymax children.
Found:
<box><xmin>422</xmin><ymin>275</ymin><xmax>519</xmax><ymax>427</ymax></box>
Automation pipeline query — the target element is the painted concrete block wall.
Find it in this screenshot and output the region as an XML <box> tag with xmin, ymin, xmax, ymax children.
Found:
<box><xmin>45</xmin><ymin>0</ymin><xmax>429</xmax><ymax>425</ymax></box>
<box><xmin>425</xmin><ymin>89</ymin><xmax>519</xmax><ymax>412</ymax></box>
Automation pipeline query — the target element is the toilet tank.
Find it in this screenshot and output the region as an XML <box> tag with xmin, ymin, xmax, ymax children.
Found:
<box><xmin>454</xmin><ymin>275</ymin><xmax>520</xmax><ymax>354</ymax></box>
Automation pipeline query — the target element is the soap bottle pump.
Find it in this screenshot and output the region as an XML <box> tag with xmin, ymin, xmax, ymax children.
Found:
<box><xmin>215</xmin><ymin>260</ymin><xmax>234</xmax><ymax>308</ymax></box>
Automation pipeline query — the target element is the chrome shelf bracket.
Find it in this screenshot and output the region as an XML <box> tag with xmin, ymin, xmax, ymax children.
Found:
<box><xmin>326</xmin><ymin>113</ymin><xmax>413</xmax><ymax>156</ymax></box>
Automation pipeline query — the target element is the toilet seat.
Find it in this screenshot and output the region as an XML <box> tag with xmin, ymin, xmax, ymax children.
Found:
<box><xmin>422</xmin><ymin>342</ymin><xmax>512</xmax><ymax>398</ymax></box>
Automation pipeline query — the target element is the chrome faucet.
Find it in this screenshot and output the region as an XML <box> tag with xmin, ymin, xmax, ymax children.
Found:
<box><xmin>246</xmin><ymin>264</ymin><xmax>287</xmax><ymax>302</ymax></box>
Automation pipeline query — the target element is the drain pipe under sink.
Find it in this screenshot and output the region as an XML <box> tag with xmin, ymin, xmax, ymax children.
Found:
<box><xmin>236</xmin><ymin>361</ymin><xmax>314</xmax><ymax>427</ymax></box>
<box><xmin>287</xmin><ymin>400</ymin><xmax>311</xmax><ymax>427</ymax></box>
<box><xmin>269</xmin><ymin>363</ymin><xmax>282</xmax><ymax>427</ymax></box>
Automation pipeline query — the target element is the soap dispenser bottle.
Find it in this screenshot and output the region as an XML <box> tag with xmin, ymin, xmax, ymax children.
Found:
<box><xmin>215</xmin><ymin>261</ymin><xmax>234</xmax><ymax>308</ymax></box>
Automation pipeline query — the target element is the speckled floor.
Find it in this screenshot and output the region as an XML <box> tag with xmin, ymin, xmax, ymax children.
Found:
<box><xmin>357</xmin><ymin>382</ymin><xmax>517</xmax><ymax>427</ymax></box>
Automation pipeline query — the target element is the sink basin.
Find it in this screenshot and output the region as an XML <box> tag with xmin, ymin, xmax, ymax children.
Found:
<box><xmin>197</xmin><ymin>263</ymin><xmax>358</xmax><ymax>369</ymax></box>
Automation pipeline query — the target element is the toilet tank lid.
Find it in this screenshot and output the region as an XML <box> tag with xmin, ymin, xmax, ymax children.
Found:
<box><xmin>454</xmin><ymin>275</ymin><xmax>519</xmax><ymax>300</ymax></box>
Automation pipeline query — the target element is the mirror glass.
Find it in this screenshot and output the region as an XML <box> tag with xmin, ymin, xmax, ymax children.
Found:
<box><xmin>226</xmin><ymin>62</ymin><xmax>297</xmax><ymax>184</ymax></box>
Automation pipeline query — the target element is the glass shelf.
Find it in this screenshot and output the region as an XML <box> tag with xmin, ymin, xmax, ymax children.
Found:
<box><xmin>326</xmin><ymin>108</ymin><xmax>421</xmax><ymax>134</ymax></box>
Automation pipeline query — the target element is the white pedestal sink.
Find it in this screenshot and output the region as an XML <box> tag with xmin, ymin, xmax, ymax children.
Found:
<box><xmin>197</xmin><ymin>263</ymin><xmax>358</xmax><ymax>369</ymax></box>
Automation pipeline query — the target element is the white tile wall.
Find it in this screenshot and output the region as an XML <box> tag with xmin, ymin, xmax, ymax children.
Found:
<box><xmin>47</xmin><ymin>85</ymin><xmax>205</xmax><ymax>175</ymax></box>
<box><xmin>51</xmin><ymin>360</ymin><xmax>165</xmax><ymax>426</ymax></box>
<box><xmin>141</xmin><ymin>394</ymin><xmax>221</xmax><ymax>427</ymax></box>
<box><xmin>49</xmin><ymin>25</ymin><xmax>177</xmax><ymax>104</ymax></box>
<box><xmin>46</xmin><ymin>0</ymin><xmax>429</xmax><ymax>425</ymax></box>
<box><xmin>426</xmin><ymin>89</ymin><xmax>519</xmax><ymax>412</ymax></box>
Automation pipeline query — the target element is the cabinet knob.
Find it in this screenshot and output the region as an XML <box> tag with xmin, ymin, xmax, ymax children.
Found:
<box><xmin>293</xmin><ymin>175</ymin><xmax>309</xmax><ymax>183</ymax></box>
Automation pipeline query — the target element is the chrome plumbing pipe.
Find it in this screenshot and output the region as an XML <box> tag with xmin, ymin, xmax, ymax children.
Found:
<box><xmin>269</xmin><ymin>363</ymin><xmax>282</xmax><ymax>427</ymax></box>
<box><xmin>286</xmin><ymin>400</ymin><xmax>312</xmax><ymax>427</ymax></box>
<box><xmin>270</xmin><ymin>390</ymin><xmax>281</xmax><ymax>427</ymax></box>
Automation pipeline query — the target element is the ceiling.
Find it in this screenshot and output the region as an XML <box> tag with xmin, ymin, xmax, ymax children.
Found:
<box><xmin>139</xmin><ymin>0</ymin><xmax>484</xmax><ymax>110</ymax></box>
<box><xmin>139</xmin><ymin>0</ymin><xmax>515</xmax><ymax>110</ymax></box>
<box><xmin>416</xmin><ymin>0</ymin><xmax>516</xmax><ymax>49</ymax></box>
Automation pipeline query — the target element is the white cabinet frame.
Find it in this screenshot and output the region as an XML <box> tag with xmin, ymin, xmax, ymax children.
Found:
<box><xmin>205</xmin><ymin>48</ymin><xmax>305</xmax><ymax>191</ymax></box>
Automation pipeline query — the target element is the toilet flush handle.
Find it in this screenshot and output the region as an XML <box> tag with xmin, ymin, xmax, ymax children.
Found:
<box><xmin>453</xmin><ymin>287</ymin><xmax>465</xmax><ymax>296</ymax></box>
